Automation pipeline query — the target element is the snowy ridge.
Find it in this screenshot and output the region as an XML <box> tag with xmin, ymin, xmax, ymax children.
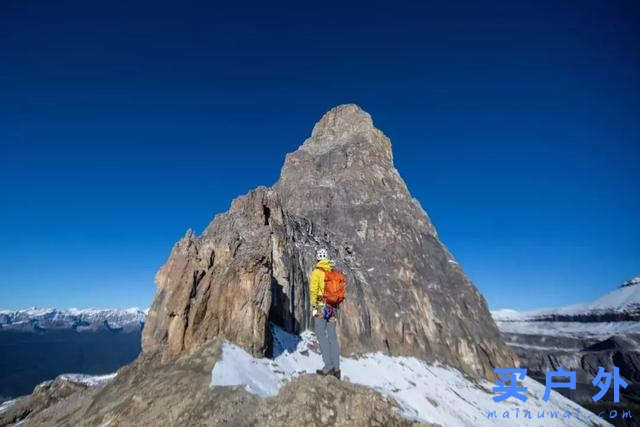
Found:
<box><xmin>492</xmin><ymin>275</ymin><xmax>640</xmax><ymax>322</ymax></box>
<box><xmin>621</xmin><ymin>276</ymin><xmax>640</xmax><ymax>288</ymax></box>
<box><xmin>32</xmin><ymin>372</ymin><xmax>118</xmax><ymax>392</ymax></box>
<box><xmin>58</xmin><ymin>373</ymin><xmax>117</xmax><ymax>386</ymax></box>
<box><xmin>0</xmin><ymin>373</ymin><xmax>117</xmax><ymax>416</ymax></box>
<box><xmin>211</xmin><ymin>325</ymin><xmax>607</xmax><ymax>426</ymax></box>
<box><xmin>0</xmin><ymin>307</ymin><xmax>146</xmax><ymax>332</ymax></box>
<box><xmin>0</xmin><ymin>399</ymin><xmax>16</xmax><ymax>415</ymax></box>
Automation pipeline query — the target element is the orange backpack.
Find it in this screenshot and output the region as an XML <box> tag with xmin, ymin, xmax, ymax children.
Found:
<box><xmin>322</xmin><ymin>269</ymin><xmax>347</xmax><ymax>307</ymax></box>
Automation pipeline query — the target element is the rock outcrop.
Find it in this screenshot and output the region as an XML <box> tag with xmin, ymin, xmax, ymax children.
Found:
<box><xmin>1</xmin><ymin>339</ymin><xmax>434</xmax><ymax>427</ymax></box>
<box><xmin>142</xmin><ymin>104</ymin><xmax>517</xmax><ymax>380</ymax></box>
<box><xmin>0</xmin><ymin>375</ymin><xmax>106</xmax><ymax>426</ymax></box>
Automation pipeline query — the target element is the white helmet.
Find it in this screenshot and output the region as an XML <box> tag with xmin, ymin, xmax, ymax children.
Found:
<box><xmin>316</xmin><ymin>248</ymin><xmax>328</xmax><ymax>261</ymax></box>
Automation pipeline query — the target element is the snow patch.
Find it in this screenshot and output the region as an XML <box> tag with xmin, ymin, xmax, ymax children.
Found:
<box><xmin>59</xmin><ymin>372</ymin><xmax>117</xmax><ymax>386</ymax></box>
<box><xmin>621</xmin><ymin>276</ymin><xmax>640</xmax><ymax>288</ymax></box>
<box><xmin>0</xmin><ymin>399</ymin><xmax>16</xmax><ymax>415</ymax></box>
<box><xmin>211</xmin><ymin>325</ymin><xmax>606</xmax><ymax>426</ymax></box>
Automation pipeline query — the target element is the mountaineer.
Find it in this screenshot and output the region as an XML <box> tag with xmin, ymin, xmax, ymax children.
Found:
<box><xmin>309</xmin><ymin>248</ymin><xmax>346</xmax><ymax>379</ymax></box>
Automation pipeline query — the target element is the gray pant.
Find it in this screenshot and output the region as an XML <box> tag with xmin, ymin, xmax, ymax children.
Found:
<box><xmin>314</xmin><ymin>316</ymin><xmax>340</xmax><ymax>371</ymax></box>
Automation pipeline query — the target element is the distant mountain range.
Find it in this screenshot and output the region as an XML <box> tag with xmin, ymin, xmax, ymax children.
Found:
<box><xmin>0</xmin><ymin>307</ymin><xmax>146</xmax><ymax>401</ymax></box>
<box><xmin>491</xmin><ymin>276</ymin><xmax>640</xmax><ymax>422</ymax></box>
<box><xmin>0</xmin><ymin>307</ymin><xmax>146</xmax><ymax>333</ymax></box>
<box><xmin>494</xmin><ymin>276</ymin><xmax>640</xmax><ymax>323</ymax></box>
<box><xmin>493</xmin><ymin>276</ymin><xmax>640</xmax><ymax>338</ymax></box>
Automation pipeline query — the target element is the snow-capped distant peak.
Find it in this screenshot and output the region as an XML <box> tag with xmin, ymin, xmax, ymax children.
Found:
<box><xmin>491</xmin><ymin>275</ymin><xmax>640</xmax><ymax>338</ymax></box>
<box><xmin>0</xmin><ymin>307</ymin><xmax>146</xmax><ymax>332</ymax></box>
<box><xmin>492</xmin><ymin>275</ymin><xmax>640</xmax><ymax>321</ymax></box>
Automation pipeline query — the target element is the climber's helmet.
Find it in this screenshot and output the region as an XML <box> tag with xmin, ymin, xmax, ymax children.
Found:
<box><xmin>316</xmin><ymin>248</ymin><xmax>329</xmax><ymax>261</ymax></box>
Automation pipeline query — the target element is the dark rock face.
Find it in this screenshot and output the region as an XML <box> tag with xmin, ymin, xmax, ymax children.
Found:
<box><xmin>142</xmin><ymin>104</ymin><xmax>517</xmax><ymax>379</ymax></box>
<box><xmin>501</xmin><ymin>332</ymin><xmax>640</xmax><ymax>422</ymax></box>
<box><xmin>503</xmin><ymin>333</ymin><xmax>640</xmax><ymax>382</ymax></box>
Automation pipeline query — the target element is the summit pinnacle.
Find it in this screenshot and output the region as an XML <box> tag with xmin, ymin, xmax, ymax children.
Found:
<box><xmin>142</xmin><ymin>104</ymin><xmax>518</xmax><ymax>380</ymax></box>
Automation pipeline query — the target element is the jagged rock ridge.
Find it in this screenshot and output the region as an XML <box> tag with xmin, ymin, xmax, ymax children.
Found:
<box><xmin>142</xmin><ymin>104</ymin><xmax>517</xmax><ymax>380</ymax></box>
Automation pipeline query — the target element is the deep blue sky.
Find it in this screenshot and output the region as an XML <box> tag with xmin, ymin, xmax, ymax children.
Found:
<box><xmin>1</xmin><ymin>0</ymin><xmax>638</xmax><ymax>311</ymax></box>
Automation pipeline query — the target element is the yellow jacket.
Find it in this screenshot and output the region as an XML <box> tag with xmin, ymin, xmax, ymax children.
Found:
<box><xmin>309</xmin><ymin>259</ymin><xmax>333</xmax><ymax>309</ymax></box>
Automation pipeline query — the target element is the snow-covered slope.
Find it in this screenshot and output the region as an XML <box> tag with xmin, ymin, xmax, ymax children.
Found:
<box><xmin>492</xmin><ymin>276</ymin><xmax>640</xmax><ymax>337</ymax></box>
<box><xmin>56</xmin><ymin>372</ymin><xmax>117</xmax><ymax>386</ymax></box>
<box><xmin>0</xmin><ymin>307</ymin><xmax>146</xmax><ymax>332</ymax></box>
<box><xmin>211</xmin><ymin>325</ymin><xmax>608</xmax><ymax>426</ymax></box>
<box><xmin>0</xmin><ymin>372</ymin><xmax>118</xmax><ymax>417</ymax></box>
<box><xmin>0</xmin><ymin>399</ymin><xmax>15</xmax><ymax>415</ymax></box>
<box><xmin>550</xmin><ymin>285</ymin><xmax>640</xmax><ymax>316</ymax></box>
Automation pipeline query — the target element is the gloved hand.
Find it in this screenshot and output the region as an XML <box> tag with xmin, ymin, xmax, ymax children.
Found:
<box><xmin>312</xmin><ymin>307</ymin><xmax>321</xmax><ymax>317</ymax></box>
<box><xmin>322</xmin><ymin>304</ymin><xmax>334</xmax><ymax>320</ymax></box>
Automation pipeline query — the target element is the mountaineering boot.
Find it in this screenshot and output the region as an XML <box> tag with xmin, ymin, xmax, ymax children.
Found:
<box><xmin>316</xmin><ymin>368</ymin><xmax>331</xmax><ymax>376</ymax></box>
<box><xmin>330</xmin><ymin>368</ymin><xmax>341</xmax><ymax>379</ymax></box>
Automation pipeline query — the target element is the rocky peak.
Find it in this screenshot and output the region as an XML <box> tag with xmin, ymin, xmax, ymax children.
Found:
<box><xmin>142</xmin><ymin>105</ymin><xmax>517</xmax><ymax>380</ymax></box>
<box><xmin>310</xmin><ymin>104</ymin><xmax>373</xmax><ymax>137</ymax></box>
<box><xmin>300</xmin><ymin>104</ymin><xmax>392</xmax><ymax>161</ymax></box>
